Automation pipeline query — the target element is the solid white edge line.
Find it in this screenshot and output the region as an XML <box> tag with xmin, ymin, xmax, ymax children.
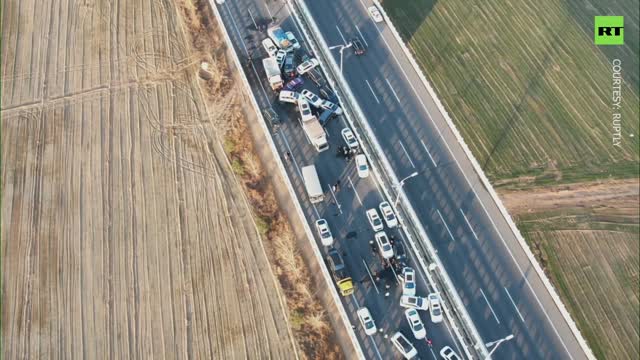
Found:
<box><xmin>398</xmin><ymin>140</ymin><xmax>416</xmax><ymax>169</ymax></box>
<box><xmin>420</xmin><ymin>139</ymin><xmax>438</xmax><ymax>167</ymax></box>
<box><xmin>479</xmin><ymin>288</ymin><xmax>500</xmax><ymax>324</ymax></box>
<box><xmin>365</xmin><ymin>79</ymin><xmax>380</xmax><ymax>104</ymax></box>
<box><xmin>436</xmin><ymin>209</ymin><xmax>455</xmax><ymax>242</ymax></box>
<box><xmin>504</xmin><ymin>287</ymin><xmax>526</xmax><ymax>323</ymax></box>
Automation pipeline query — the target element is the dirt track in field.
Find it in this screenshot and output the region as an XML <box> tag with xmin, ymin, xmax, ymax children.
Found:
<box><xmin>499</xmin><ymin>178</ymin><xmax>639</xmax><ymax>218</ymax></box>
<box><xmin>1</xmin><ymin>0</ymin><xmax>298</xmax><ymax>358</ymax></box>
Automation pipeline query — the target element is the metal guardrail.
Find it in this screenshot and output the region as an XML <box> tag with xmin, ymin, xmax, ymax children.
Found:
<box><xmin>287</xmin><ymin>0</ymin><xmax>485</xmax><ymax>358</ymax></box>
<box><xmin>208</xmin><ymin>1</ymin><xmax>366</xmax><ymax>359</ymax></box>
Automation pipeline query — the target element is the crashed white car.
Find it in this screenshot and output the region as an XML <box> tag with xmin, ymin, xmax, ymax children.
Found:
<box><xmin>400</xmin><ymin>295</ymin><xmax>429</xmax><ymax>311</ymax></box>
<box><xmin>401</xmin><ymin>267</ymin><xmax>416</xmax><ymax>296</ymax></box>
<box><xmin>341</xmin><ymin>128</ymin><xmax>359</xmax><ymax>149</ymax></box>
<box><xmin>296</xmin><ymin>58</ymin><xmax>320</xmax><ymax>75</ymax></box>
<box><xmin>405</xmin><ymin>308</ymin><xmax>427</xmax><ymax>340</ymax></box>
<box><xmin>379</xmin><ymin>201</ymin><xmax>398</xmax><ymax>228</ymax></box>
<box><xmin>375</xmin><ymin>231</ymin><xmax>394</xmax><ymax>259</ymax></box>
<box><xmin>356</xmin><ymin>307</ymin><xmax>377</xmax><ymax>336</ymax></box>
<box><xmin>355</xmin><ymin>154</ymin><xmax>370</xmax><ymax>178</ymax></box>
<box><xmin>315</xmin><ymin>219</ymin><xmax>334</xmax><ymax>246</ymax></box>
<box><xmin>262</xmin><ymin>38</ymin><xmax>278</xmax><ymax>57</ymax></box>
<box><xmin>428</xmin><ymin>293</ymin><xmax>444</xmax><ymax>323</ymax></box>
<box><xmin>366</xmin><ymin>208</ymin><xmax>384</xmax><ymax>232</ymax></box>
<box><xmin>301</xmin><ymin>89</ymin><xmax>324</xmax><ymax>108</ymax></box>
<box><xmin>319</xmin><ymin>99</ymin><xmax>343</xmax><ymax>116</ymax></box>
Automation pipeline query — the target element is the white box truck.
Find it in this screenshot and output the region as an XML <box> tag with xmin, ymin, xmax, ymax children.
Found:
<box><xmin>302</xmin><ymin>165</ymin><xmax>324</xmax><ymax>203</ymax></box>
<box><xmin>301</xmin><ymin>117</ymin><xmax>329</xmax><ymax>152</ymax></box>
<box><xmin>262</xmin><ymin>57</ymin><xmax>283</xmax><ymax>90</ymax></box>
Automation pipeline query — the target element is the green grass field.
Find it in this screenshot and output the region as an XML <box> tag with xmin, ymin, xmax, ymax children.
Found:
<box><xmin>382</xmin><ymin>0</ymin><xmax>639</xmax><ymax>187</ymax></box>
<box><xmin>519</xmin><ymin>211</ymin><xmax>638</xmax><ymax>360</ymax></box>
<box><xmin>381</xmin><ymin>1</ymin><xmax>640</xmax><ymax>358</ymax></box>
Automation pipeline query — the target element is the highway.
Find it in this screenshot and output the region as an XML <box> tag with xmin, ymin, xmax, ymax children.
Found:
<box><xmin>214</xmin><ymin>0</ymin><xmax>590</xmax><ymax>359</ymax></box>
<box><xmin>216</xmin><ymin>0</ymin><xmax>468</xmax><ymax>359</ymax></box>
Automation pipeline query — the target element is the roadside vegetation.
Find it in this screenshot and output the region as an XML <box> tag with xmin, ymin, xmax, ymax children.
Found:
<box><xmin>176</xmin><ymin>1</ymin><xmax>342</xmax><ymax>358</ymax></box>
<box><xmin>221</xmin><ymin>112</ymin><xmax>342</xmax><ymax>360</ymax></box>
<box><xmin>381</xmin><ymin>0</ymin><xmax>639</xmax><ymax>359</ymax></box>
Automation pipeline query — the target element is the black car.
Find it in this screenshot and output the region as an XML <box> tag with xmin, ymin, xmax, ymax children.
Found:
<box><xmin>283</xmin><ymin>53</ymin><xmax>296</xmax><ymax>78</ymax></box>
<box><xmin>261</xmin><ymin>108</ymin><xmax>281</xmax><ymax>131</ymax></box>
<box><xmin>352</xmin><ymin>38</ymin><xmax>365</xmax><ymax>55</ymax></box>
<box><xmin>327</xmin><ymin>248</ymin><xmax>347</xmax><ymax>278</ymax></box>
<box><xmin>319</xmin><ymin>86</ymin><xmax>339</xmax><ymax>104</ymax></box>
<box><xmin>393</xmin><ymin>239</ymin><xmax>407</xmax><ymax>262</ymax></box>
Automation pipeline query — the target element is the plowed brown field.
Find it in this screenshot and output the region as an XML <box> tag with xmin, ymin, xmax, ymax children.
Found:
<box><xmin>1</xmin><ymin>0</ymin><xmax>297</xmax><ymax>358</ymax></box>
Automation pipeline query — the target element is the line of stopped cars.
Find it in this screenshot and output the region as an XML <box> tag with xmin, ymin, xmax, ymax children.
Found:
<box><xmin>257</xmin><ymin>19</ymin><xmax>460</xmax><ymax>360</ymax></box>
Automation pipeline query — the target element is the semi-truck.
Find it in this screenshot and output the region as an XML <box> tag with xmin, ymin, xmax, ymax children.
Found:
<box><xmin>262</xmin><ymin>57</ymin><xmax>283</xmax><ymax>90</ymax></box>
<box><xmin>267</xmin><ymin>26</ymin><xmax>291</xmax><ymax>51</ymax></box>
<box><xmin>301</xmin><ymin>117</ymin><xmax>329</xmax><ymax>152</ymax></box>
<box><xmin>301</xmin><ymin>165</ymin><xmax>324</xmax><ymax>204</ymax></box>
<box><xmin>327</xmin><ymin>248</ymin><xmax>354</xmax><ymax>296</ymax></box>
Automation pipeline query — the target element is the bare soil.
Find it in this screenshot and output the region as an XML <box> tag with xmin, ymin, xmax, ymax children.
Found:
<box><xmin>1</xmin><ymin>0</ymin><xmax>299</xmax><ymax>358</ymax></box>
<box><xmin>499</xmin><ymin>179</ymin><xmax>639</xmax><ymax>219</ymax></box>
<box><xmin>499</xmin><ymin>179</ymin><xmax>639</xmax><ymax>360</ymax></box>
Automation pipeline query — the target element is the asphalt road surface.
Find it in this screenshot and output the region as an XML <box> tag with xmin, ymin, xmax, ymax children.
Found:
<box><xmin>216</xmin><ymin>1</ymin><xmax>467</xmax><ymax>359</ymax></box>
<box><xmin>215</xmin><ymin>0</ymin><xmax>590</xmax><ymax>359</ymax></box>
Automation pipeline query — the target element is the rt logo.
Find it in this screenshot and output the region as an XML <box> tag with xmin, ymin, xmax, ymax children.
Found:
<box><xmin>595</xmin><ymin>16</ymin><xmax>624</xmax><ymax>45</ymax></box>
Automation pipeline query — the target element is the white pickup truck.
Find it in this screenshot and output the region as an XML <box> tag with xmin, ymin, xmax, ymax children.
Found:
<box><xmin>262</xmin><ymin>57</ymin><xmax>283</xmax><ymax>91</ymax></box>
<box><xmin>297</xmin><ymin>100</ymin><xmax>328</xmax><ymax>152</ymax></box>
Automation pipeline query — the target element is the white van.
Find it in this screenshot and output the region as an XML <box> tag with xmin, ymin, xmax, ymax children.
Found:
<box><xmin>262</xmin><ymin>38</ymin><xmax>278</xmax><ymax>57</ymax></box>
<box><xmin>302</xmin><ymin>165</ymin><xmax>324</xmax><ymax>203</ymax></box>
<box><xmin>279</xmin><ymin>90</ymin><xmax>299</xmax><ymax>104</ymax></box>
